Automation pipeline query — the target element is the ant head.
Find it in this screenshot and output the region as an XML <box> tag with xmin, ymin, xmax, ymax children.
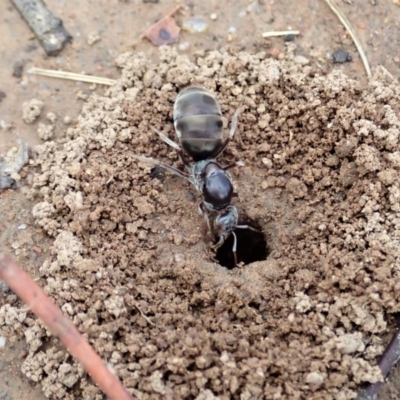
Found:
<box><xmin>213</xmin><ymin>206</ymin><xmax>238</xmax><ymax>239</ymax></box>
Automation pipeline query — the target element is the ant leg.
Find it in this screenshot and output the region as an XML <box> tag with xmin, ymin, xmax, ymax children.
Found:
<box><xmin>229</xmin><ymin>102</ymin><xmax>242</xmax><ymax>141</ymax></box>
<box><xmin>223</xmin><ymin>160</ymin><xmax>245</xmax><ymax>171</ymax></box>
<box><xmin>130</xmin><ymin>154</ymin><xmax>189</xmax><ymax>180</ymax></box>
<box><xmin>151</xmin><ymin>126</ymin><xmax>181</xmax><ymax>151</ymax></box>
<box><xmin>177</xmin><ymin>149</ymin><xmax>189</xmax><ymax>166</ymax></box>
<box><xmin>212</xmin><ymin>235</ymin><xmax>225</xmax><ymax>250</ymax></box>
<box><xmin>214</xmin><ymin>103</ymin><xmax>243</xmax><ymax>158</ymax></box>
<box><xmin>150</xmin><ymin>126</ymin><xmax>190</xmax><ymax>166</ymax></box>
<box><xmin>231</xmin><ymin>231</ymin><xmax>238</xmax><ymax>267</ymax></box>
<box><xmin>199</xmin><ymin>202</ymin><xmax>212</xmax><ymax>233</ymax></box>
<box><xmin>236</xmin><ymin>224</ymin><xmax>259</xmax><ymax>232</ymax></box>
<box><xmin>150</xmin><ymin>127</ymin><xmax>190</xmax><ymax>166</ymax></box>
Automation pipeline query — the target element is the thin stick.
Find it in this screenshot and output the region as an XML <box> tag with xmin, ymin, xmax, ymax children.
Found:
<box><xmin>324</xmin><ymin>0</ymin><xmax>372</xmax><ymax>78</ymax></box>
<box><xmin>28</xmin><ymin>67</ymin><xmax>116</xmax><ymax>86</ymax></box>
<box><xmin>0</xmin><ymin>253</ymin><xmax>135</xmax><ymax>400</ymax></box>
<box><xmin>357</xmin><ymin>316</ymin><xmax>400</xmax><ymax>399</ymax></box>
<box><xmin>135</xmin><ymin>304</ymin><xmax>156</xmax><ymax>327</ymax></box>
<box><xmin>262</xmin><ymin>30</ymin><xmax>300</xmax><ymax>38</ymax></box>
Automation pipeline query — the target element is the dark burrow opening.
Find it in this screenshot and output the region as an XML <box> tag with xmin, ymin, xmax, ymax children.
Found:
<box><xmin>214</xmin><ymin>219</ymin><xmax>269</xmax><ymax>269</ymax></box>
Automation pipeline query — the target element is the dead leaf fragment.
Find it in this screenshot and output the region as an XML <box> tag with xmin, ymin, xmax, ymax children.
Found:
<box><xmin>142</xmin><ymin>6</ymin><xmax>180</xmax><ymax>46</ymax></box>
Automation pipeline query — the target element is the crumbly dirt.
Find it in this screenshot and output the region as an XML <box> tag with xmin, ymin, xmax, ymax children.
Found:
<box><xmin>0</xmin><ymin>0</ymin><xmax>400</xmax><ymax>400</ymax></box>
<box><xmin>2</xmin><ymin>45</ymin><xmax>398</xmax><ymax>399</ymax></box>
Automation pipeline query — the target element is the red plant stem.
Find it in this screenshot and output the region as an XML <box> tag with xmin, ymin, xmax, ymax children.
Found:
<box><xmin>0</xmin><ymin>253</ymin><xmax>135</xmax><ymax>400</ymax></box>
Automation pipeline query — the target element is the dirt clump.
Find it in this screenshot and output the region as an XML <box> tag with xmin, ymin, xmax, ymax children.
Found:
<box><xmin>2</xmin><ymin>46</ymin><xmax>400</xmax><ymax>399</ymax></box>
<box><xmin>22</xmin><ymin>98</ymin><xmax>44</xmax><ymax>124</ymax></box>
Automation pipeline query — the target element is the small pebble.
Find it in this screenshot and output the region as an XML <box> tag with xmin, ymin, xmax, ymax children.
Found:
<box><xmin>210</xmin><ymin>13</ymin><xmax>217</xmax><ymax>20</ymax></box>
<box><xmin>269</xmin><ymin>47</ymin><xmax>280</xmax><ymax>58</ymax></box>
<box><xmin>228</xmin><ymin>26</ymin><xmax>236</xmax><ymax>34</ymax></box>
<box><xmin>32</xmin><ymin>246</ymin><xmax>42</xmax><ymax>254</ymax></box>
<box><xmin>227</xmin><ymin>26</ymin><xmax>237</xmax><ymax>42</ymax></box>
<box><xmin>12</xmin><ymin>60</ymin><xmax>27</xmax><ymax>78</ymax></box>
<box><xmin>178</xmin><ymin>42</ymin><xmax>190</xmax><ymax>52</ymax></box>
<box><xmin>261</xmin><ymin>181</ymin><xmax>268</xmax><ymax>190</ymax></box>
<box><xmin>138</xmin><ymin>230</ymin><xmax>147</xmax><ymax>241</ymax></box>
<box><xmin>284</xmin><ymin>34</ymin><xmax>296</xmax><ymax>42</ymax></box>
<box><xmin>0</xmin><ymin>120</ymin><xmax>11</xmax><ymax>130</ymax></box>
<box><xmin>11</xmin><ymin>241</ymin><xmax>20</xmax><ymax>249</ymax></box>
<box><xmin>0</xmin><ymin>336</ymin><xmax>6</xmax><ymax>348</ymax></box>
<box><xmin>262</xmin><ymin>157</ymin><xmax>273</xmax><ymax>168</ymax></box>
<box><xmin>306</xmin><ymin>371</ymin><xmax>324</xmax><ymax>386</ymax></box>
<box><xmin>87</xmin><ymin>32</ymin><xmax>101</xmax><ymax>46</ymax></box>
<box><xmin>258</xmin><ymin>143</ymin><xmax>270</xmax><ymax>152</ymax></box>
<box><xmin>294</xmin><ymin>55</ymin><xmax>309</xmax><ymax>65</ymax></box>
<box><xmin>174</xmin><ymin>253</ymin><xmax>185</xmax><ymax>262</ymax></box>
<box><xmin>182</xmin><ymin>17</ymin><xmax>209</xmax><ymax>33</ymax></box>
<box><xmin>18</xmin><ymin>224</ymin><xmax>27</xmax><ymax>230</ymax></box>
<box><xmin>46</xmin><ymin>112</ymin><xmax>57</xmax><ymax>123</ymax></box>
<box><xmin>332</xmin><ymin>49</ymin><xmax>352</xmax><ymax>63</ymax></box>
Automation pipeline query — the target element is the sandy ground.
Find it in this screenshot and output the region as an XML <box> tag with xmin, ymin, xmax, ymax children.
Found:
<box><xmin>1</xmin><ymin>1</ymin><xmax>400</xmax><ymax>399</ymax></box>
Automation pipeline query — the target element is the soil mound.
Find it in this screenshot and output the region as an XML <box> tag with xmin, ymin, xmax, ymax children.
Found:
<box><xmin>3</xmin><ymin>46</ymin><xmax>400</xmax><ymax>399</ymax></box>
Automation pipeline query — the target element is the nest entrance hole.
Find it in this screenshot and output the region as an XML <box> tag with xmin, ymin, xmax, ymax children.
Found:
<box><xmin>214</xmin><ymin>218</ymin><xmax>268</xmax><ymax>269</ymax></box>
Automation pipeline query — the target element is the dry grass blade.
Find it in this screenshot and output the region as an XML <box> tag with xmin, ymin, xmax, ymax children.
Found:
<box><xmin>28</xmin><ymin>67</ymin><xmax>116</xmax><ymax>85</ymax></box>
<box><xmin>0</xmin><ymin>253</ymin><xmax>136</xmax><ymax>400</ymax></box>
<box><xmin>262</xmin><ymin>30</ymin><xmax>300</xmax><ymax>38</ymax></box>
<box><xmin>324</xmin><ymin>0</ymin><xmax>372</xmax><ymax>78</ymax></box>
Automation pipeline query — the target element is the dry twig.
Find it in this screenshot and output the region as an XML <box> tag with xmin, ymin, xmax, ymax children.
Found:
<box><xmin>262</xmin><ymin>30</ymin><xmax>300</xmax><ymax>38</ymax></box>
<box><xmin>324</xmin><ymin>0</ymin><xmax>372</xmax><ymax>78</ymax></box>
<box><xmin>0</xmin><ymin>253</ymin><xmax>135</xmax><ymax>400</ymax></box>
<box><xmin>28</xmin><ymin>67</ymin><xmax>116</xmax><ymax>86</ymax></box>
<box><xmin>11</xmin><ymin>0</ymin><xmax>72</xmax><ymax>56</ymax></box>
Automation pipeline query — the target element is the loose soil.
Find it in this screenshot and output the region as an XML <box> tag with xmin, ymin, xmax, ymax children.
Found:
<box><xmin>1</xmin><ymin>1</ymin><xmax>400</xmax><ymax>400</ymax></box>
<box><xmin>4</xmin><ymin>45</ymin><xmax>400</xmax><ymax>399</ymax></box>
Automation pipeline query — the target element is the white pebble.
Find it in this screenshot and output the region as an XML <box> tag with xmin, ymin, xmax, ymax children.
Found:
<box><xmin>0</xmin><ymin>120</ymin><xmax>10</xmax><ymax>130</ymax></box>
<box><xmin>63</xmin><ymin>116</ymin><xmax>72</xmax><ymax>124</ymax></box>
<box><xmin>0</xmin><ymin>336</ymin><xmax>6</xmax><ymax>348</ymax></box>
<box><xmin>306</xmin><ymin>371</ymin><xmax>324</xmax><ymax>386</ymax></box>
<box><xmin>18</xmin><ymin>224</ymin><xmax>27</xmax><ymax>230</ymax></box>
<box><xmin>175</xmin><ymin>253</ymin><xmax>185</xmax><ymax>263</ymax></box>
<box><xmin>262</xmin><ymin>157</ymin><xmax>273</xmax><ymax>168</ymax></box>
<box><xmin>182</xmin><ymin>17</ymin><xmax>209</xmax><ymax>33</ymax></box>
<box><xmin>178</xmin><ymin>42</ymin><xmax>190</xmax><ymax>52</ymax></box>
<box><xmin>294</xmin><ymin>55</ymin><xmax>309</xmax><ymax>65</ymax></box>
